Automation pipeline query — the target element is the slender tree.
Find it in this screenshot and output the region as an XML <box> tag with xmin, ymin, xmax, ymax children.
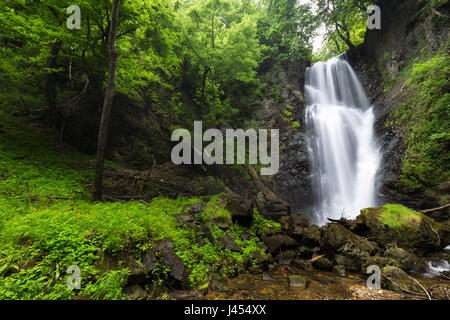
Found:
<box><xmin>94</xmin><ymin>0</ymin><xmax>121</xmax><ymax>201</ymax></box>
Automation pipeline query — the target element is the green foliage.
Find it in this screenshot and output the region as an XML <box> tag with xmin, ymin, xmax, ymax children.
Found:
<box><xmin>0</xmin><ymin>112</ymin><xmax>276</xmax><ymax>298</ymax></box>
<box><xmin>389</xmin><ymin>51</ymin><xmax>450</xmax><ymax>190</ymax></box>
<box><xmin>313</xmin><ymin>0</ymin><xmax>374</xmax><ymax>60</ymax></box>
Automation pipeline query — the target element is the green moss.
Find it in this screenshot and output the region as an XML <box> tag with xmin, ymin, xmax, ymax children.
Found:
<box><xmin>380</xmin><ymin>204</ymin><xmax>422</xmax><ymax>229</ymax></box>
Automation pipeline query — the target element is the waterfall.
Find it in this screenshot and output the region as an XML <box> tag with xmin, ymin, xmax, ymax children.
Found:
<box><xmin>305</xmin><ymin>56</ymin><xmax>381</xmax><ymax>225</ymax></box>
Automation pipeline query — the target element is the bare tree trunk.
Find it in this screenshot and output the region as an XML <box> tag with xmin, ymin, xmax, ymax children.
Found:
<box><xmin>94</xmin><ymin>0</ymin><xmax>120</xmax><ymax>201</ymax></box>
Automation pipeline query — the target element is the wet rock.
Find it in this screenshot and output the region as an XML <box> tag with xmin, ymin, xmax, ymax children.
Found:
<box><xmin>252</xmin><ymin>250</ymin><xmax>268</xmax><ymax>266</ymax></box>
<box><xmin>332</xmin><ymin>265</ymin><xmax>346</xmax><ymax>277</ymax></box>
<box><xmin>279</xmin><ymin>215</ymin><xmax>290</xmax><ymax>231</ymax></box>
<box><xmin>247</xmin><ymin>266</ymin><xmax>261</xmax><ymax>275</ymax></box>
<box><xmin>355</xmin><ymin>206</ymin><xmax>441</xmax><ymax>251</ymax></box>
<box><xmin>289</xmin><ymin>213</ymin><xmax>321</xmax><ymax>247</ymax></box>
<box><xmin>363</xmin><ymin>256</ymin><xmax>399</xmax><ymax>272</ymax></box>
<box><xmin>439</xmin><ymin>221</ymin><xmax>450</xmax><ymax>249</ymax></box>
<box><xmin>289</xmin><ymin>213</ymin><xmax>309</xmax><ymax>233</ymax></box>
<box><xmin>256</xmin><ymin>192</ymin><xmax>290</xmax><ymax>221</ymax></box>
<box><xmin>324</xmin><ymin>224</ymin><xmax>375</xmax><ymax>271</ymax></box>
<box><xmin>186</xmin><ymin>202</ymin><xmax>205</xmax><ymax>214</ymax></box>
<box><xmin>175</xmin><ymin>213</ymin><xmax>196</xmax><ymax>225</ymax></box>
<box><xmin>295</xmin><ymin>246</ymin><xmax>320</xmax><ymax>259</ymax></box>
<box><xmin>262</xmin><ymin>234</ymin><xmax>297</xmax><ymax>252</ymax></box>
<box><xmin>199</xmin><ymin>224</ymin><xmax>215</xmax><ymax>244</ymax></box>
<box><xmin>225</xmin><ymin>197</ymin><xmax>254</xmax><ymax>227</ymax></box>
<box><xmin>288</xmin><ymin>275</ymin><xmax>309</xmax><ymax>289</ymax></box>
<box><xmin>274</xmin><ymin>250</ymin><xmax>297</xmax><ymax>265</ymax></box>
<box><xmin>384</xmin><ymin>247</ymin><xmax>423</xmax><ymax>273</ymax></box>
<box><xmin>156</xmin><ymin>238</ymin><xmax>185</xmax><ymax>282</ymax></box>
<box><xmin>123</xmin><ymin>284</ymin><xmax>147</xmax><ymax>300</ymax></box>
<box><xmin>142</xmin><ymin>251</ymin><xmax>157</xmax><ymax>273</ymax></box>
<box><xmin>156</xmin><ymin>238</ymin><xmax>173</xmax><ymax>251</ymax></box>
<box><xmin>218</xmin><ymin>233</ymin><xmax>242</xmax><ymax>252</ymax></box>
<box><xmin>333</xmin><ymin>254</ymin><xmax>361</xmax><ymax>273</ymax></box>
<box><xmin>124</xmin><ymin>255</ymin><xmax>148</xmax><ymax>285</ymax></box>
<box><xmin>381</xmin><ymin>266</ymin><xmax>424</xmax><ymax>294</ymax></box>
<box><xmin>291</xmin><ymin>259</ymin><xmax>311</xmax><ymax>270</ymax></box>
<box><xmin>209</xmin><ymin>280</ymin><xmax>229</xmax><ymax>293</ymax></box>
<box><xmin>312</xmin><ymin>256</ymin><xmax>333</xmax><ymax>271</ymax></box>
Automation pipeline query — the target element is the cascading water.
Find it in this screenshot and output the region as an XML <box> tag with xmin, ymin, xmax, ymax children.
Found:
<box><xmin>305</xmin><ymin>56</ymin><xmax>381</xmax><ymax>225</ymax></box>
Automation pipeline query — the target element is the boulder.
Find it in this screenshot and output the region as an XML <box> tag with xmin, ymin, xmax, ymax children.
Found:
<box><xmin>274</xmin><ymin>250</ymin><xmax>297</xmax><ymax>265</ymax></box>
<box><xmin>156</xmin><ymin>238</ymin><xmax>186</xmax><ymax>282</ymax></box>
<box><xmin>122</xmin><ymin>284</ymin><xmax>147</xmax><ymax>300</ymax></box>
<box><xmin>124</xmin><ymin>255</ymin><xmax>148</xmax><ymax>285</ymax></box>
<box><xmin>323</xmin><ymin>224</ymin><xmax>376</xmax><ymax>271</ymax></box>
<box><xmin>312</xmin><ymin>256</ymin><xmax>333</xmax><ymax>271</ymax></box>
<box><xmin>288</xmin><ymin>275</ymin><xmax>309</xmax><ymax>289</ymax></box>
<box><xmin>225</xmin><ymin>197</ymin><xmax>254</xmax><ymax>227</ymax></box>
<box><xmin>218</xmin><ymin>233</ymin><xmax>242</xmax><ymax>252</ymax></box>
<box><xmin>199</xmin><ymin>224</ymin><xmax>215</xmax><ymax>244</ymax></box>
<box><xmin>355</xmin><ymin>205</ymin><xmax>441</xmax><ymax>251</ymax></box>
<box><xmin>142</xmin><ymin>251</ymin><xmax>157</xmax><ymax>273</ymax></box>
<box><xmin>381</xmin><ymin>266</ymin><xmax>424</xmax><ymax>294</ymax></box>
<box><xmin>288</xmin><ymin>214</ymin><xmax>321</xmax><ymax>247</ymax></box>
<box><xmin>261</xmin><ymin>234</ymin><xmax>297</xmax><ymax>252</ymax></box>
<box><xmin>332</xmin><ymin>265</ymin><xmax>346</xmax><ymax>277</ymax></box>
<box><xmin>186</xmin><ymin>201</ymin><xmax>205</xmax><ymax>214</ymax></box>
<box><xmin>384</xmin><ymin>247</ymin><xmax>423</xmax><ymax>273</ymax></box>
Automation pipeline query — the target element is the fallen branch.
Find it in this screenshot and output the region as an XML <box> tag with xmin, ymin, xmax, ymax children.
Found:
<box><xmin>419</xmin><ymin>203</ymin><xmax>450</xmax><ymax>214</ymax></box>
<box><xmin>406</xmin><ymin>275</ymin><xmax>432</xmax><ymax>300</ymax></box>
<box><xmin>309</xmin><ymin>254</ymin><xmax>326</xmax><ymax>263</ymax></box>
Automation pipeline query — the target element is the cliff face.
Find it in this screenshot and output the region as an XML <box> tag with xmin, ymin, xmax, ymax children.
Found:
<box><xmin>349</xmin><ymin>0</ymin><xmax>449</xmax><ymax>220</ymax></box>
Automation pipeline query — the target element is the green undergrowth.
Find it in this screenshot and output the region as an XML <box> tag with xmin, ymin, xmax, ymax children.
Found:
<box><xmin>0</xmin><ymin>107</ymin><xmax>271</xmax><ymax>300</ymax></box>
<box><xmin>386</xmin><ymin>46</ymin><xmax>450</xmax><ymax>194</ymax></box>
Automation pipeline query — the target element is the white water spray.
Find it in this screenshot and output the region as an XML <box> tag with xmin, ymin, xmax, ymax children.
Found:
<box><xmin>305</xmin><ymin>56</ymin><xmax>381</xmax><ymax>225</ymax></box>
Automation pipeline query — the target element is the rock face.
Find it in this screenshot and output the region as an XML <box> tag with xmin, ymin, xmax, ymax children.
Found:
<box><xmin>348</xmin><ymin>0</ymin><xmax>450</xmax><ymax>215</ymax></box>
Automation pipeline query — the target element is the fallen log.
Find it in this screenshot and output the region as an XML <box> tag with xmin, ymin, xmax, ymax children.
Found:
<box><xmin>419</xmin><ymin>203</ymin><xmax>450</xmax><ymax>214</ymax></box>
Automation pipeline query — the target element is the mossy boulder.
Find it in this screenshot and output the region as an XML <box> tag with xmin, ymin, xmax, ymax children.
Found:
<box><xmin>355</xmin><ymin>204</ymin><xmax>441</xmax><ymax>251</ymax></box>
<box><xmin>323</xmin><ymin>224</ymin><xmax>376</xmax><ymax>272</ymax></box>
<box><xmin>381</xmin><ymin>266</ymin><xmax>424</xmax><ymax>294</ymax></box>
<box><xmin>324</xmin><ymin>224</ymin><xmax>376</xmax><ymax>258</ymax></box>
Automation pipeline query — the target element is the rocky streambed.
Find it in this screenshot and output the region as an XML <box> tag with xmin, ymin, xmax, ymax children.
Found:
<box><xmin>182</xmin><ymin>202</ymin><xmax>450</xmax><ymax>300</ymax></box>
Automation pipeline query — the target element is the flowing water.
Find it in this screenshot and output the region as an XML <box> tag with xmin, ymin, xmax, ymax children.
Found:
<box><xmin>305</xmin><ymin>56</ymin><xmax>381</xmax><ymax>225</ymax></box>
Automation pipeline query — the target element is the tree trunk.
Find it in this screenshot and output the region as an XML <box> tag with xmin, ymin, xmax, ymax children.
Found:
<box><xmin>44</xmin><ymin>40</ymin><xmax>62</xmax><ymax>128</ymax></box>
<box><xmin>94</xmin><ymin>0</ymin><xmax>120</xmax><ymax>201</ymax></box>
<box><xmin>335</xmin><ymin>21</ymin><xmax>355</xmax><ymax>50</ymax></box>
<box><xmin>200</xmin><ymin>65</ymin><xmax>210</xmax><ymax>114</ymax></box>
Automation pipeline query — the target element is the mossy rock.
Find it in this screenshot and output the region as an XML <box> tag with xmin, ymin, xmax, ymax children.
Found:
<box><xmin>356</xmin><ymin>204</ymin><xmax>441</xmax><ymax>251</ymax></box>
<box><xmin>324</xmin><ymin>224</ymin><xmax>376</xmax><ymax>257</ymax></box>
<box><xmin>381</xmin><ymin>266</ymin><xmax>424</xmax><ymax>294</ymax></box>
